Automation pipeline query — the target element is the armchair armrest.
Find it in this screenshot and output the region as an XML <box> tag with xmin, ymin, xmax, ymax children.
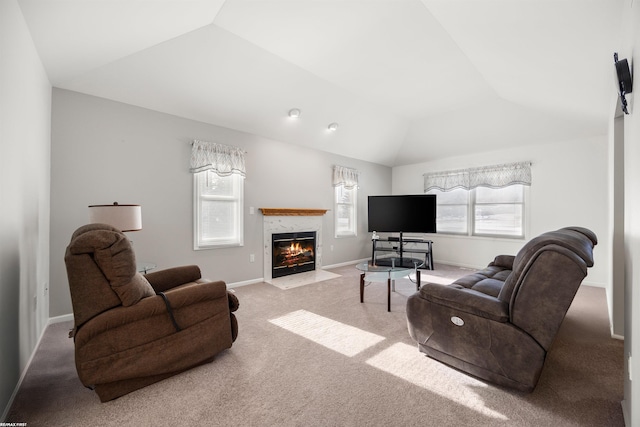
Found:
<box><xmin>162</xmin><ymin>280</ymin><xmax>228</xmax><ymax>307</ymax></box>
<box><xmin>421</xmin><ymin>282</ymin><xmax>509</xmax><ymax>322</ymax></box>
<box><xmin>489</xmin><ymin>255</ymin><xmax>515</xmax><ymax>270</ymax></box>
<box><xmin>144</xmin><ymin>265</ymin><xmax>202</xmax><ymax>293</ymax></box>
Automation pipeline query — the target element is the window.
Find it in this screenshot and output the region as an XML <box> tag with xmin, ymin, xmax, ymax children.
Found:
<box><xmin>190</xmin><ymin>140</ymin><xmax>246</xmax><ymax>249</ymax></box>
<box><xmin>333</xmin><ymin>165</ymin><xmax>359</xmax><ymax>238</ymax></box>
<box><xmin>429</xmin><ymin>188</ymin><xmax>468</xmax><ymax>234</ymax></box>
<box><xmin>474</xmin><ymin>185</ymin><xmax>524</xmax><ymax>237</ymax></box>
<box><xmin>424</xmin><ymin>162</ymin><xmax>531</xmax><ymax>239</ymax></box>
<box><xmin>335</xmin><ymin>185</ymin><xmax>357</xmax><ymax>237</ymax></box>
<box><xmin>427</xmin><ymin>186</ymin><xmax>525</xmax><ymax>238</ymax></box>
<box><xmin>194</xmin><ymin>171</ymin><xmax>244</xmax><ymax>248</ymax></box>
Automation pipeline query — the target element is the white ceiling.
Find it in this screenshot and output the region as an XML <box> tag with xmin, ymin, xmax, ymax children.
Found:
<box><xmin>18</xmin><ymin>0</ymin><xmax>625</xmax><ymax>166</ymax></box>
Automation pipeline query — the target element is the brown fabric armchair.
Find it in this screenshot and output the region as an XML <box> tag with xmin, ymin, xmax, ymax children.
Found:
<box><xmin>65</xmin><ymin>223</ymin><xmax>239</xmax><ymax>401</ymax></box>
<box><xmin>406</xmin><ymin>227</ymin><xmax>597</xmax><ymax>392</ymax></box>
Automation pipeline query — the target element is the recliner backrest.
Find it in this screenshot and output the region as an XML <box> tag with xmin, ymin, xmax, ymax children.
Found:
<box><xmin>65</xmin><ymin>224</ymin><xmax>124</xmax><ymax>329</ymax></box>
<box><xmin>498</xmin><ymin>227</ymin><xmax>596</xmax><ymax>304</ymax></box>
<box><xmin>497</xmin><ymin>227</ymin><xmax>597</xmax><ymax>350</ymax></box>
<box><xmin>65</xmin><ymin>223</ymin><xmax>156</xmax><ymax>330</ymax></box>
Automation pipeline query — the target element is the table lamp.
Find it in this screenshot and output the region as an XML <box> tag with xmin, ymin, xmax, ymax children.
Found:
<box><xmin>88</xmin><ymin>202</ymin><xmax>142</xmax><ymax>232</ymax></box>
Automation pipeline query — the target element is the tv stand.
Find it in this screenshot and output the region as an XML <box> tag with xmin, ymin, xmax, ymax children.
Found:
<box><xmin>371</xmin><ymin>233</ymin><xmax>434</xmax><ymax>270</ymax></box>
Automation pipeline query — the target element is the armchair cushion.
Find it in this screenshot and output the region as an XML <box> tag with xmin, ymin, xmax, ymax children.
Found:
<box><xmin>115</xmin><ymin>273</ymin><xmax>155</xmax><ymax>307</ymax></box>
<box><xmin>447</xmin><ymin>261</ymin><xmax>512</xmax><ymax>298</ymax></box>
<box><xmin>421</xmin><ymin>282</ymin><xmax>509</xmax><ymax>322</ymax></box>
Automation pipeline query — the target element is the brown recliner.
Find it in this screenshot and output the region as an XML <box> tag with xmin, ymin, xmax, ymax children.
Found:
<box><xmin>406</xmin><ymin>227</ymin><xmax>597</xmax><ymax>392</ymax></box>
<box><xmin>64</xmin><ymin>223</ymin><xmax>239</xmax><ymax>402</ymax></box>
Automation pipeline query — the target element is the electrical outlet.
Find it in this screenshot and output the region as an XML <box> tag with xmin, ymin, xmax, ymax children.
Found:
<box><xmin>33</xmin><ymin>295</ymin><xmax>37</xmax><ymax>309</ymax></box>
<box><xmin>250</xmin><ymin>254</ymin><xmax>255</xmax><ymax>263</ymax></box>
<box><xmin>330</xmin><ymin>245</ymin><xmax>334</xmax><ymax>251</ymax></box>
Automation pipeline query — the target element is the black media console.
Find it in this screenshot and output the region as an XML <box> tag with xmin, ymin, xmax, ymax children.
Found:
<box><xmin>371</xmin><ymin>234</ymin><xmax>434</xmax><ymax>270</ymax></box>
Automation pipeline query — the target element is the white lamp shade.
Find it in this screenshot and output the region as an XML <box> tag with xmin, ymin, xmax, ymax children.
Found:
<box><xmin>88</xmin><ymin>203</ymin><xmax>142</xmax><ymax>232</ymax></box>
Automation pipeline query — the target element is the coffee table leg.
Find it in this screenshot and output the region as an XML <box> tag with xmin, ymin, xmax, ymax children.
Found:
<box><xmin>416</xmin><ymin>269</ymin><xmax>421</xmax><ymax>291</ymax></box>
<box><xmin>387</xmin><ymin>277</ymin><xmax>391</xmax><ymax>312</ymax></box>
<box><xmin>360</xmin><ymin>273</ymin><xmax>365</xmax><ymax>303</ymax></box>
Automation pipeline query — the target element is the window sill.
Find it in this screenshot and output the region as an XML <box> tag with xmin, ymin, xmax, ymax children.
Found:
<box><xmin>433</xmin><ymin>233</ymin><xmax>526</xmax><ymax>243</ymax></box>
<box><xmin>194</xmin><ymin>242</ymin><xmax>244</xmax><ymax>250</ymax></box>
<box><xmin>335</xmin><ymin>233</ymin><xmax>357</xmax><ymax>239</ymax></box>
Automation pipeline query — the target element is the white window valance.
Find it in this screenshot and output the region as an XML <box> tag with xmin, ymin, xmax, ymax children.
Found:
<box><xmin>190</xmin><ymin>140</ymin><xmax>246</xmax><ymax>177</ymax></box>
<box><xmin>424</xmin><ymin>161</ymin><xmax>531</xmax><ymax>192</ymax></box>
<box><xmin>424</xmin><ymin>169</ymin><xmax>470</xmax><ymax>192</ymax></box>
<box><xmin>333</xmin><ymin>165</ymin><xmax>359</xmax><ymax>189</ymax></box>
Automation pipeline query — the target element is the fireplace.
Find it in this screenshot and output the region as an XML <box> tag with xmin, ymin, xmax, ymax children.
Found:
<box><xmin>272</xmin><ymin>231</ymin><xmax>316</xmax><ymax>278</ymax></box>
<box><xmin>261</xmin><ymin>208</ymin><xmax>327</xmax><ymax>284</ymax></box>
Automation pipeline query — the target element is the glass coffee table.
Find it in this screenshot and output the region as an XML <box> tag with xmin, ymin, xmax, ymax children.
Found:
<box><xmin>356</xmin><ymin>259</ymin><xmax>422</xmax><ymax>312</ymax></box>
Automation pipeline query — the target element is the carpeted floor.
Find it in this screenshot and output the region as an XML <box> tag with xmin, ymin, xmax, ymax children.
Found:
<box><xmin>6</xmin><ymin>263</ymin><xmax>624</xmax><ymax>426</ymax></box>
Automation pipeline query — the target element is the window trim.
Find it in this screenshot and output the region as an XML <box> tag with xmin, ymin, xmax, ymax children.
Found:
<box><xmin>193</xmin><ymin>171</ymin><xmax>244</xmax><ymax>250</ymax></box>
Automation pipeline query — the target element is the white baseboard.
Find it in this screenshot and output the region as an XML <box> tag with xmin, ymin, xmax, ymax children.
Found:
<box><xmin>621</xmin><ymin>400</ymin><xmax>629</xmax><ymax>427</ymax></box>
<box><xmin>49</xmin><ymin>313</ymin><xmax>73</xmax><ymax>324</ymax></box>
<box><xmin>430</xmin><ymin>259</ymin><xmax>483</xmax><ymax>271</ymax></box>
<box><xmin>227</xmin><ymin>278</ymin><xmax>264</xmax><ymax>288</ymax></box>
<box><xmin>1</xmin><ymin>319</ymin><xmax>50</xmax><ymax>422</ymax></box>
<box><xmin>322</xmin><ymin>258</ymin><xmax>367</xmax><ymax>269</ymax></box>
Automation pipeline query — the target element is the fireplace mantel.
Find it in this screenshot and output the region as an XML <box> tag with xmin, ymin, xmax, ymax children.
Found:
<box><xmin>260</xmin><ymin>208</ymin><xmax>328</xmax><ymax>216</ymax></box>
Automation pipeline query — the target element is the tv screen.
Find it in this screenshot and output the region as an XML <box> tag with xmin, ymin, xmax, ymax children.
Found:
<box><xmin>367</xmin><ymin>195</ymin><xmax>436</xmax><ymax>233</ymax></box>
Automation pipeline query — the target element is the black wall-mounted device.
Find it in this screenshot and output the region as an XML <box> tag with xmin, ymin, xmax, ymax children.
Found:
<box><xmin>614</xmin><ymin>52</ymin><xmax>633</xmax><ymax>115</ymax></box>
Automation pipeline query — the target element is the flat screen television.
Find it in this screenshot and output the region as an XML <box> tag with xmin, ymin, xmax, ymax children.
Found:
<box><xmin>367</xmin><ymin>194</ymin><xmax>436</xmax><ymax>234</ymax></box>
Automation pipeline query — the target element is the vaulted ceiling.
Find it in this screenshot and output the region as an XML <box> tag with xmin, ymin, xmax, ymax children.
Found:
<box><xmin>18</xmin><ymin>0</ymin><xmax>625</xmax><ymax>166</ymax></box>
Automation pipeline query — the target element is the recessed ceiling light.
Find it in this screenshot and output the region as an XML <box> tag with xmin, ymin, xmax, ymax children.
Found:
<box><xmin>288</xmin><ymin>108</ymin><xmax>301</xmax><ymax>118</ymax></box>
<box><xmin>327</xmin><ymin>122</ymin><xmax>339</xmax><ymax>131</ymax></box>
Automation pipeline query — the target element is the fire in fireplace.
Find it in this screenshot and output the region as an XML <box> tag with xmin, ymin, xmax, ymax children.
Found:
<box><xmin>272</xmin><ymin>231</ymin><xmax>316</xmax><ymax>278</ymax></box>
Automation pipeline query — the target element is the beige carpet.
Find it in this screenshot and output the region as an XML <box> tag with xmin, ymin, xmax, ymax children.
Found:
<box><xmin>6</xmin><ymin>264</ymin><xmax>624</xmax><ymax>426</ymax></box>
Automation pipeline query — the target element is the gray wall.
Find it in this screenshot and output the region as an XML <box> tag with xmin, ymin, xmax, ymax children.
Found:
<box><xmin>623</xmin><ymin>0</ymin><xmax>640</xmax><ymax>423</ymax></box>
<box><xmin>610</xmin><ymin>115</ymin><xmax>625</xmax><ymax>338</ymax></box>
<box><xmin>0</xmin><ymin>0</ymin><xmax>51</xmax><ymax>418</ymax></box>
<box><xmin>50</xmin><ymin>88</ymin><xmax>391</xmax><ymax>317</ymax></box>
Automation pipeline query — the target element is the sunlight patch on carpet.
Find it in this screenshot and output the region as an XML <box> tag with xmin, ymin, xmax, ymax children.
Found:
<box><xmin>267</xmin><ymin>270</ymin><xmax>341</xmax><ymax>290</ymax></box>
<box><xmin>412</xmin><ymin>273</ymin><xmax>454</xmax><ymax>285</ymax></box>
<box><xmin>269</xmin><ymin>310</ymin><xmax>385</xmax><ymax>357</ymax></box>
<box><xmin>366</xmin><ymin>342</ymin><xmax>509</xmax><ymax>420</ymax></box>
